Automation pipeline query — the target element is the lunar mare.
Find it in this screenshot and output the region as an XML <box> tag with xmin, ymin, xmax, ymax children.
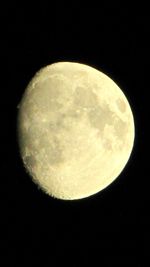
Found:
<box><xmin>18</xmin><ymin>62</ymin><xmax>135</xmax><ymax>200</ymax></box>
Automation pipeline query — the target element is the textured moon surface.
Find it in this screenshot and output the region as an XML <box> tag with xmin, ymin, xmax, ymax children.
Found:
<box><xmin>17</xmin><ymin>62</ymin><xmax>135</xmax><ymax>200</ymax></box>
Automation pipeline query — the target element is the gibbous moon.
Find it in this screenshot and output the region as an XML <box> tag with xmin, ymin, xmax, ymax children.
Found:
<box><xmin>17</xmin><ymin>62</ymin><xmax>135</xmax><ymax>200</ymax></box>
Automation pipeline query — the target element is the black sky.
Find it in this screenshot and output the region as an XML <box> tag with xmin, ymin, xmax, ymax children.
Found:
<box><xmin>1</xmin><ymin>5</ymin><xmax>149</xmax><ymax>266</ymax></box>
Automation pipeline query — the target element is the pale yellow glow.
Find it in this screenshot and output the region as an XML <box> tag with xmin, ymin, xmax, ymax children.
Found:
<box><xmin>18</xmin><ymin>62</ymin><xmax>135</xmax><ymax>200</ymax></box>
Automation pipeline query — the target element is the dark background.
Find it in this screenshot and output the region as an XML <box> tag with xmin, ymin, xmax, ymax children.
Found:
<box><xmin>1</xmin><ymin>5</ymin><xmax>149</xmax><ymax>266</ymax></box>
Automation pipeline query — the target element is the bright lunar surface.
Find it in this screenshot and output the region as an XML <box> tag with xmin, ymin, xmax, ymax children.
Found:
<box><xmin>17</xmin><ymin>62</ymin><xmax>135</xmax><ymax>200</ymax></box>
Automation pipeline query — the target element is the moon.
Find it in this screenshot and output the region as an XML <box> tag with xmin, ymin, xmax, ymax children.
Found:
<box><xmin>17</xmin><ymin>62</ymin><xmax>135</xmax><ymax>200</ymax></box>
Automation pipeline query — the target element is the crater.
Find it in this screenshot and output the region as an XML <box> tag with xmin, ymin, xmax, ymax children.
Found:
<box><xmin>24</xmin><ymin>155</ymin><xmax>36</xmax><ymax>174</ymax></box>
<box><xmin>32</xmin><ymin>78</ymin><xmax>63</xmax><ymax>111</ymax></box>
<box><xmin>38</xmin><ymin>136</ymin><xmax>64</xmax><ymax>165</ymax></box>
<box><xmin>47</xmin><ymin>145</ymin><xmax>64</xmax><ymax>165</ymax></box>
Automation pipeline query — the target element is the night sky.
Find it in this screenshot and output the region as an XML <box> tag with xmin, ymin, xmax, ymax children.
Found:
<box><xmin>1</xmin><ymin>5</ymin><xmax>149</xmax><ymax>266</ymax></box>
